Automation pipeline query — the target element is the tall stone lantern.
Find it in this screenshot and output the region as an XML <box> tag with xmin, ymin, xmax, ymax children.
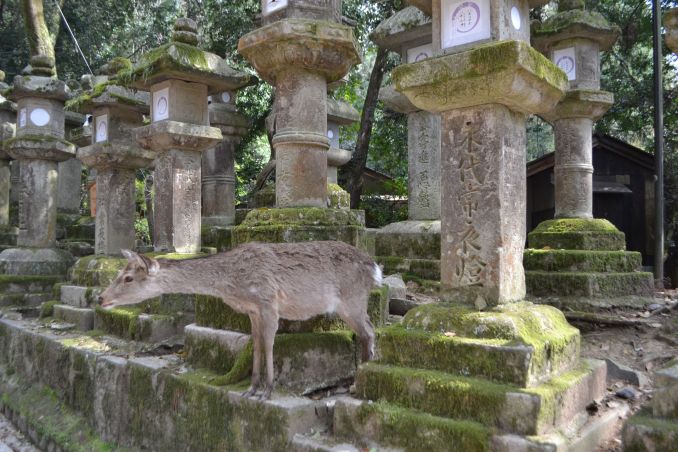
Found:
<box><xmin>69</xmin><ymin>60</ymin><xmax>154</xmax><ymax>255</ymax></box>
<box><xmin>326</xmin><ymin>93</ymin><xmax>359</xmax><ymax>208</ymax></box>
<box><xmin>0</xmin><ymin>58</ymin><xmax>76</xmax><ymax>276</ymax></box>
<box><xmin>0</xmin><ymin>72</ymin><xmax>16</xmax><ymax>230</ymax></box>
<box><xmin>239</xmin><ymin>0</ymin><xmax>360</xmax><ymax>208</ymax></box>
<box><xmin>372</xmin><ymin>6</ymin><xmax>443</xmax><ymax>279</ymax></box>
<box><xmin>524</xmin><ymin>1</ymin><xmax>654</xmax><ymax>308</ymax></box>
<box><xmin>203</xmin><ymin>91</ymin><xmax>249</xmax><ymax>227</ymax></box>
<box><xmin>130</xmin><ymin>19</ymin><xmax>253</xmax><ymax>254</ymax></box>
<box><xmin>394</xmin><ymin>0</ymin><xmax>560</xmax><ymax>307</ymax></box>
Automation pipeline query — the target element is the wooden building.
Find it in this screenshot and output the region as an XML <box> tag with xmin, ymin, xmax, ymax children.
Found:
<box><xmin>527</xmin><ymin>133</ymin><xmax>656</xmax><ymax>266</ymax></box>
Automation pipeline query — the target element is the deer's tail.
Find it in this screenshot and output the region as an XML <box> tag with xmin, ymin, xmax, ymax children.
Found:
<box><xmin>372</xmin><ymin>263</ymin><xmax>383</xmax><ymax>287</ymax></box>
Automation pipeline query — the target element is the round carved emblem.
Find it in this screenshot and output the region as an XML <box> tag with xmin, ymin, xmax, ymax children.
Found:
<box><xmin>29</xmin><ymin>108</ymin><xmax>50</xmax><ymax>127</ymax></box>
<box><xmin>452</xmin><ymin>2</ymin><xmax>482</xmax><ymax>34</ymax></box>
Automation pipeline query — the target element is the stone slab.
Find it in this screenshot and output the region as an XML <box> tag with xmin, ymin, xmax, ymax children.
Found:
<box><xmin>622</xmin><ymin>411</ymin><xmax>678</xmax><ymax>452</ymax></box>
<box><xmin>524</xmin><ymin>249</ymin><xmax>642</xmax><ymax>273</ymax></box>
<box><xmin>653</xmin><ymin>362</ymin><xmax>678</xmax><ymax>419</ymax></box>
<box><xmin>525</xmin><ymin>271</ymin><xmax>655</xmax><ymax>298</ymax></box>
<box><xmin>59</xmin><ymin>285</ymin><xmax>100</xmax><ymax>308</ymax></box>
<box><xmin>376</xmin><ymin>256</ymin><xmax>440</xmax><ymax>281</ymax></box>
<box><xmin>0</xmin><ymin>248</ymin><xmax>74</xmax><ymax>277</ymax></box>
<box><xmin>53</xmin><ymin>305</ymin><xmax>94</xmax><ymax>331</ymax></box>
<box><xmin>375</xmin><ymin>220</ymin><xmax>440</xmax><ymax>260</ymax></box>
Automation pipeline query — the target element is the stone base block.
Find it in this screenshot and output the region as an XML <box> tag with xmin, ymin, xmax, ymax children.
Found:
<box><xmin>528</xmin><ymin>219</ymin><xmax>627</xmax><ymax>251</ymax></box>
<box><xmin>94</xmin><ymin>307</ymin><xmax>189</xmax><ymax>342</ymax></box>
<box><xmin>653</xmin><ymin>361</ymin><xmax>678</xmax><ymax>419</ymax></box>
<box><xmin>53</xmin><ymin>304</ymin><xmax>94</xmax><ymax>331</ymax></box>
<box><xmin>57</xmin><ymin>240</ymin><xmax>95</xmax><ymax>257</ymax></box>
<box><xmin>400</xmin><ymin>302</ymin><xmax>581</xmax><ymax>385</ymax></box>
<box><xmin>64</xmin><ymin>216</ymin><xmax>95</xmax><ymax>242</ymax></box>
<box><xmin>59</xmin><ymin>284</ymin><xmax>101</xmax><ymax>308</ymax></box>
<box><xmin>622</xmin><ymin>410</ymin><xmax>678</xmax><ymax>452</ymax></box>
<box><xmin>524</xmin><ymin>249</ymin><xmax>643</xmax><ymax>273</ymax></box>
<box><xmin>232</xmin><ymin>208</ymin><xmax>367</xmax><ymax>250</ymax></box>
<box><xmin>0</xmin><ymin>248</ymin><xmax>74</xmax><ymax>276</ymax></box>
<box><xmin>69</xmin><ymin>255</ymin><xmax>127</xmax><ymax>287</ymax></box>
<box><xmin>377</xmin><ymin>256</ymin><xmax>440</xmax><ymax>280</ymax></box>
<box><xmin>0</xmin><ymin>275</ymin><xmax>60</xmax><ymax>295</ymax></box>
<box><xmin>355</xmin><ymin>359</ymin><xmax>606</xmax><ymax>436</ymax></box>
<box><xmin>184</xmin><ymin>324</ymin><xmax>358</xmax><ymax>395</ymax></box>
<box><xmin>525</xmin><ymin>271</ymin><xmax>654</xmax><ymax>298</ymax></box>
<box><xmin>334</xmin><ymin>397</ymin><xmax>491</xmax><ymax>452</ymax></box>
<box><xmin>0</xmin><ymin>226</ymin><xmax>17</xmax><ymax>247</ymax></box>
<box><xmin>201</xmin><ymin>225</ymin><xmax>234</xmax><ymax>252</ymax></box>
<box><xmin>375</xmin><ymin>220</ymin><xmax>440</xmax><ymax>260</ymax></box>
<box><xmin>194</xmin><ymin>287</ymin><xmax>389</xmax><ymax>333</ymax></box>
<box><xmin>0</xmin><ymin>291</ymin><xmax>52</xmax><ymax>308</ymax></box>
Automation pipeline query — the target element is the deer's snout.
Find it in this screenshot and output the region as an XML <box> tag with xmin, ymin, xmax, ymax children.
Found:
<box><xmin>97</xmin><ymin>296</ymin><xmax>112</xmax><ymax>308</ymax></box>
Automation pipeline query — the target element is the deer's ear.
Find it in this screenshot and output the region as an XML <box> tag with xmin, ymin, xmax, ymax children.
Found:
<box><xmin>138</xmin><ymin>254</ymin><xmax>160</xmax><ymax>276</ymax></box>
<box><xmin>121</xmin><ymin>249</ymin><xmax>139</xmax><ymax>262</ymax></box>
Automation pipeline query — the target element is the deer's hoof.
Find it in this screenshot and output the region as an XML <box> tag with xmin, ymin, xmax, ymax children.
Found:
<box><xmin>242</xmin><ymin>387</ymin><xmax>258</xmax><ymax>398</ymax></box>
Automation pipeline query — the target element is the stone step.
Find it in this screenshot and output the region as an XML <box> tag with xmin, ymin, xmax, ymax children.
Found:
<box><xmin>523</xmin><ymin>249</ymin><xmax>642</xmax><ymax>273</ymax></box>
<box><xmin>527</xmin><ymin>219</ymin><xmax>626</xmax><ymax>251</ymax></box>
<box><xmin>333</xmin><ymin>398</ymin><xmax>491</xmax><ymax>452</ymax></box>
<box><xmin>0</xmin><ymin>292</ymin><xmax>51</xmax><ymax>307</ymax></box>
<box><xmin>622</xmin><ymin>409</ymin><xmax>678</xmax><ymax>452</ymax></box>
<box><xmin>0</xmin><ymin>317</ymin><xmax>340</xmax><ymax>450</ymax></box>
<box><xmin>0</xmin><ymin>275</ymin><xmax>61</xmax><ymax>295</ymax></box>
<box><xmin>194</xmin><ymin>287</ymin><xmax>390</xmax><ymax>333</ymax></box>
<box><xmin>291</xmin><ymin>433</ymin><xmax>401</xmax><ymax>452</ymax></box>
<box><xmin>53</xmin><ymin>305</ymin><xmax>94</xmax><ymax>331</ymax></box>
<box><xmin>525</xmin><ymin>271</ymin><xmax>654</xmax><ymax>298</ymax></box>
<box><xmin>354</xmin><ymin>359</ymin><xmax>607</xmax><ymax>436</ymax></box>
<box><xmin>184</xmin><ymin>324</ymin><xmax>358</xmax><ymax>395</ymax></box>
<box><xmin>0</xmin><ymin>232</ymin><xmax>17</xmax><ymax>246</ymax></box>
<box><xmin>59</xmin><ymin>285</ymin><xmax>101</xmax><ymax>308</ymax></box>
<box><xmin>376</xmin><ymin>256</ymin><xmax>441</xmax><ymax>281</ymax></box>
<box><xmin>376</xmin><ymin>323</ymin><xmax>580</xmax><ymax>388</ymax></box>
<box><xmin>94</xmin><ymin>307</ymin><xmax>192</xmax><ymax>342</ymax></box>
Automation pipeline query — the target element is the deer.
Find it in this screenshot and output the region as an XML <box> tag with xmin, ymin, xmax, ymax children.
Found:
<box><xmin>99</xmin><ymin>240</ymin><xmax>381</xmax><ymax>400</ymax></box>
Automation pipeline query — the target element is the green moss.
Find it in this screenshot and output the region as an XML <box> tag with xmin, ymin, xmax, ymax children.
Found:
<box><xmin>2</xmin><ymin>134</ymin><xmax>73</xmax><ymax>150</ymax></box>
<box><xmin>118</xmin><ymin>42</ymin><xmax>210</xmax><ymax>87</ymax></box>
<box><xmin>536</xmin><ymin>9</ymin><xmax>617</xmax><ymax>36</ymax></box>
<box><xmin>201</xmin><ymin>225</ymin><xmax>233</xmax><ymax>252</ymax></box>
<box><xmin>70</xmin><ymin>255</ymin><xmax>126</xmax><ymax>286</ymax></box>
<box><xmin>531</xmin><ymin>218</ymin><xmax>619</xmax><ymax>234</ymax></box>
<box><xmin>0</xmin><ymin>275</ymin><xmax>61</xmax><ymax>292</ymax></box>
<box><xmin>526</xmin><ymin>271</ymin><xmax>654</xmax><ymax>298</ymax></box>
<box><xmin>402</xmin><ymin>302</ymin><xmax>580</xmax><ymax>381</ymax></box>
<box><xmin>239</xmin><ymin>207</ymin><xmax>363</xmax><ymax>228</ymax></box>
<box><xmin>40</xmin><ymin>300</ymin><xmax>58</xmax><ymax>318</ymax></box>
<box><xmin>94</xmin><ymin>306</ymin><xmax>141</xmax><ymax>338</ymax></box>
<box><xmin>328</xmin><ymin>183</ymin><xmax>350</xmax><ymax>209</ymax></box>
<box><xmin>356</xmin><ymin>363</ymin><xmax>510</xmax><ymax>426</ymax></box>
<box><xmin>523</xmin><ymin>249</ymin><xmax>642</xmax><ymax>273</ymax></box>
<box><xmin>336</xmin><ymin>401</ymin><xmax>489</xmax><ymax>452</ymax></box>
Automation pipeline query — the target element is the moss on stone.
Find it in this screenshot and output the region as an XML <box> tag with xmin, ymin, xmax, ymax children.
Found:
<box><xmin>532</xmin><ymin>218</ymin><xmax>619</xmax><ymax>234</ymax></box>
<box><xmin>0</xmin><ymin>275</ymin><xmax>61</xmax><ymax>292</ymax></box>
<box><xmin>623</xmin><ymin>409</ymin><xmax>678</xmax><ymax>452</ymax></box>
<box><xmin>526</xmin><ymin>271</ymin><xmax>654</xmax><ymax>298</ymax></box>
<box><xmin>40</xmin><ymin>300</ymin><xmax>58</xmax><ymax>318</ymax></box>
<box><xmin>201</xmin><ymin>225</ymin><xmax>233</xmax><ymax>252</ymax></box>
<box><xmin>528</xmin><ymin>220</ymin><xmax>627</xmax><ymax>251</ymax></box>
<box><xmin>239</xmin><ymin>207</ymin><xmax>363</xmax><ymax>228</ymax></box>
<box><xmin>402</xmin><ymin>302</ymin><xmax>580</xmax><ymax>381</ymax></box>
<box><xmin>94</xmin><ymin>306</ymin><xmax>141</xmax><ymax>339</ymax></box>
<box><xmin>336</xmin><ymin>401</ymin><xmax>490</xmax><ymax>452</ymax></box>
<box><xmin>536</xmin><ymin>8</ymin><xmax>617</xmax><ymax>36</ymax></box>
<box><xmin>70</xmin><ymin>255</ymin><xmax>126</xmax><ymax>287</ymax></box>
<box><xmin>356</xmin><ymin>363</ymin><xmax>511</xmax><ymax>426</ymax></box>
<box><xmin>327</xmin><ymin>183</ymin><xmax>350</xmax><ymax>209</ymax></box>
<box><xmin>523</xmin><ymin>249</ymin><xmax>642</xmax><ymax>273</ymax></box>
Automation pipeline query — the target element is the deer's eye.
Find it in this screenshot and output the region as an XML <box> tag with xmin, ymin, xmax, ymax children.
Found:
<box><xmin>123</xmin><ymin>276</ymin><xmax>134</xmax><ymax>283</ymax></box>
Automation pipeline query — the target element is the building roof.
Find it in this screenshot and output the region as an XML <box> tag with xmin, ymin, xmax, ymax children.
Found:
<box><xmin>527</xmin><ymin>133</ymin><xmax>655</xmax><ymax>177</ymax></box>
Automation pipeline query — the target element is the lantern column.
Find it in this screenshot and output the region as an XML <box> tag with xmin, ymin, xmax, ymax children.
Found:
<box><xmin>131</xmin><ymin>19</ymin><xmax>253</xmax><ymax>254</ymax></box>
<box><xmin>524</xmin><ymin>0</ymin><xmax>654</xmax><ymax>308</ymax></box>
<box><xmin>0</xmin><ymin>71</ymin><xmax>16</xmax><ymax>231</ymax></box>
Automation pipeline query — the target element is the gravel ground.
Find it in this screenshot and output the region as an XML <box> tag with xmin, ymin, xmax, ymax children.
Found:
<box><xmin>0</xmin><ymin>412</ymin><xmax>38</xmax><ymax>452</ymax></box>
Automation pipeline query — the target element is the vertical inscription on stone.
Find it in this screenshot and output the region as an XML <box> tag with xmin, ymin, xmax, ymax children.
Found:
<box><xmin>452</xmin><ymin>120</ymin><xmax>487</xmax><ymax>286</ymax></box>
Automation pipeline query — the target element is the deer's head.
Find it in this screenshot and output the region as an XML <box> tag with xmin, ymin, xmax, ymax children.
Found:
<box><xmin>99</xmin><ymin>250</ymin><xmax>162</xmax><ymax>309</ymax></box>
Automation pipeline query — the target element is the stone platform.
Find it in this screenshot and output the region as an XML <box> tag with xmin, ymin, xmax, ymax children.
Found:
<box><xmin>375</xmin><ymin>220</ymin><xmax>440</xmax><ymax>281</ymax></box>
<box><xmin>525</xmin><ymin>219</ymin><xmax>654</xmax><ymax>311</ymax></box>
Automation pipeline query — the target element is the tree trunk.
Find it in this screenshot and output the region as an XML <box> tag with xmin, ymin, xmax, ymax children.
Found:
<box><xmin>345</xmin><ymin>46</ymin><xmax>390</xmax><ymax>209</ymax></box>
<box><xmin>21</xmin><ymin>0</ymin><xmax>55</xmax><ymax>61</ymax></box>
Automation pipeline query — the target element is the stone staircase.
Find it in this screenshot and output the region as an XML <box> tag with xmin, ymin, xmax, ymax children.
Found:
<box><xmin>375</xmin><ymin>221</ymin><xmax>441</xmax><ymax>281</ymax></box>
<box><xmin>524</xmin><ymin>219</ymin><xmax>655</xmax><ymax>311</ymax></box>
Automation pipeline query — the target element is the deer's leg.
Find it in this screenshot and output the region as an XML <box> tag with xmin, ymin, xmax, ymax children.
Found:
<box><xmin>242</xmin><ymin>313</ymin><xmax>262</xmax><ymax>398</ymax></box>
<box><xmin>259</xmin><ymin>308</ymin><xmax>279</xmax><ymax>400</ymax></box>
<box><xmin>339</xmin><ymin>311</ymin><xmax>376</xmax><ymax>362</ymax></box>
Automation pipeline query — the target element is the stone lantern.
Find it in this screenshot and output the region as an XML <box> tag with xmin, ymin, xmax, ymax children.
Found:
<box><xmin>523</xmin><ymin>1</ymin><xmax>654</xmax><ymax>307</ymax></box>
<box><xmin>0</xmin><ymin>72</ymin><xmax>16</xmax><ymax>230</ymax></box>
<box><xmin>69</xmin><ymin>60</ymin><xmax>154</xmax><ymax>255</ymax></box>
<box><xmin>203</xmin><ymin>90</ymin><xmax>249</xmax><ymax>227</ymax></box>
<box><xmin>239</xmin><ymin>0</ymin><xmax>360</xmax><ymax>209</ymax></box>
<box><xmin>0</xmin><ymin>59</ymin><xmax>76</xmax><ymax>276</ymax></box>
<box><xmin>665</xmin><ymin>8</ymin><xmax>678</xmax><ymax>53</ymax></box>
<box><xmin>130</xmin><ymin>18</ymin><xmax>253</xmax><ymax>254</ymax></box>
<box><xmin>326</xmin><ymin>94</ymin><xmax>359</xmax><ymax>208</ymax></box>
<box><xmin>57</xmin><ymin>110</ymin><xmax>87</xmax><ymax>222</ymax></box>
<box><xmin>372</xmin><ymin>5</ymin><xmax>443</xmax><ymax>278</ymax></box>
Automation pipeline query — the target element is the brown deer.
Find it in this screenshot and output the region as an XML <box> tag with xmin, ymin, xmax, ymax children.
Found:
<box><xmin>99</xmin><ymin>241</ymin><xmax>381</xmax><ymax>399</ymax></box>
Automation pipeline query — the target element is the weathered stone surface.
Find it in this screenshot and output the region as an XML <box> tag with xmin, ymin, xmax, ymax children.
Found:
<box><xmin>203</xmin><ymin>98</ymin><xmax>248</xmax><ymax>226</ymax></box>
<box><xmin>533</xmin><ymin>8</ymin><xmax>620</xmax><ymax>55</ymax></box>
<box><xmin>440</xmin><ymin>104</ymin><xmax>527</xmax><ymax>306</ymax></box>
<box><xmin>0</xmin><ymin>247</ymin><xmax>73</xmax><ymax>276</ymax></box>
<box><xmin>652</xmin><ymin>362</ymin><xmax>678</xmax><ymax>419</ymax></box>
<box><xmin>393</xmin><ymin>40</ymin><xmax>567</xmax><ymax>115</ymax></box>
<box><xmin>60</xmin><ymin>284</ymin><xmax>100</xmax><ymax>308</ymax></box>
<box><xmin>375</xmin><ymin>220</ymin><xmax>440</xmax><ymax>260</ymax></box>
<box><xmin>528</xmin><ymin>218</ymin><xmax>627</xmax><ymax>251</ymax></box>
<box><xmin>371</xmin><ymin>6</ymin><xmax>432</xmax><ymax>54</ymax></box>
<box><xmin>408</xmin><ymin>111</ymin><xmax>440</xmax><ymax>220</ymax></box>
<box><xmin>92</xmin><ymin>168</ymin><xmax>137</xmax><ymax>255</ymax></box>
<box><xmin>525</xmin><ymin>271</ymin><xmax>654</xmax><ymax>298</ymax></box>
<box><xmin>53</xmin><ymin>305</ymin><xmax>94</xmax><ymax>331</ymax></box>
<box><xmin>623</xmin><ymin>411</ymin><xmax>678</xmax><ymax>452</ymax></box>
<box><xmin>56</xmin><ymin>158</ymin><xmax>82</xmax><ymax>215</ymax></box>
<box><xmin>524</xmin><ymin>249</ymin><xmax>642</xmax><ymax>273</ymax></box>
<box><xmin>261</xmin><ymin>0</ymin><xmax>343</xmax><ymax>26</ymax></box>
<box><xmin>665</xmin><ymin>8</ymin><xmax>678</xmax><ymax>53</ymax></box>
